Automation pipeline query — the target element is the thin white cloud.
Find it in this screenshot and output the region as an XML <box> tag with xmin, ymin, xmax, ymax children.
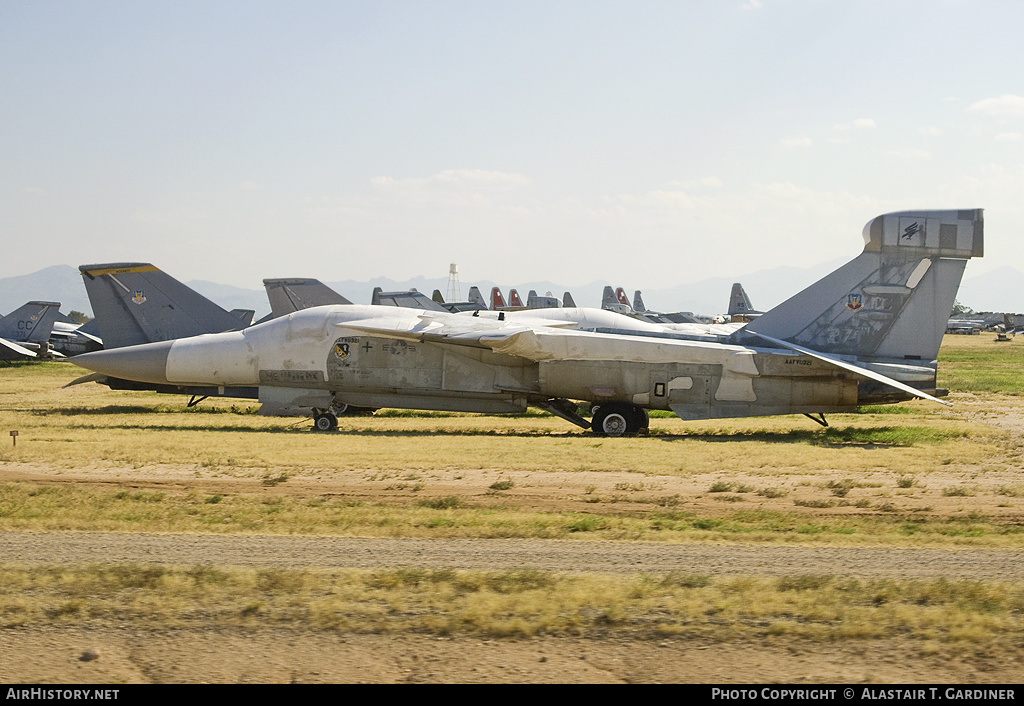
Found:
<box><xmin>740</xmin><ymin>0</ymin><xmax>763</xmax><ymax>9</ymax></box>
<box><xmin>667</xmin><ymin>177</ymin><xmax>724</xmax><ymax>189</ymax></box>
<box><xmin>995</xmin><ymin>132</ymin><xmax>1023</xmax><ymax>142</ymax></box>
<box><xmin>780</xmin><ymin>137</ymin><xmax>812</xmax><ymax>148</ymax></box>
<box><xmin>919</xmin><ymin>126</ymin><xmax>942</xmax><ymax>136</ymax></box>
<box><xmin>968</xmin><ymin>95</ymin><xmax>1024</xmax><ymax>116</ymax></box>
<box><xmin>371</xmin><ymin>169</ymin><xmax>529</xmax><ymax>191</ymax></box>
<box><xmin>834</xmin><ymin>118</ymin><xmax>876</xmax><ymax>131</ymax></box>
<box><xmin>887</xmin><ymin>148</ymin><xmax>931</xmax><ymax>160</ymax></box>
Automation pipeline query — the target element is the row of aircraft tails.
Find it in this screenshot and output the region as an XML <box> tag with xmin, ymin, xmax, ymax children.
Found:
<box><xmin>58</xmin><ymin>209</ymin><xmax>986</xmax><ymax>436</ymax></box>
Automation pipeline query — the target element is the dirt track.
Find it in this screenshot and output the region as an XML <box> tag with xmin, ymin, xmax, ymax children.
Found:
<box><xmin>2</xmin><ymin>531</ymin><xmax>1023</xmax><ymax>579</ymax></box>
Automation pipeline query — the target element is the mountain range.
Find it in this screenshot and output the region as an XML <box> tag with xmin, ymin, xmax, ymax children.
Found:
<box><xmin>0</xmin><ymin>261</ymin><xmax>1019</xmax><ymax>320</ymax></box>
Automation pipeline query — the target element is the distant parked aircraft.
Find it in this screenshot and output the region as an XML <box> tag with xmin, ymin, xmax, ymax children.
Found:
<box><xmin>431</xmin><ymin>286</ymin><xmax>488</xmax><ymax>313</ymax></box>
<box><xmin>79</xmin><ymin>263</ymin><xmax>247</xmax><ymax>349</ymax></box>
<box><xmin>0</xmin><ymin>301</ymin><xmax>63</xmax><ymax>360</ymax></box>
<box><xmin>728</xmin><ymin>283</ymin><xmax>764</xmax><ymax>322</ymax></box>
<box><xmin>263</xmin><ymin>278</ymin><xmax>352</xmax><ymax>319</ymax></box>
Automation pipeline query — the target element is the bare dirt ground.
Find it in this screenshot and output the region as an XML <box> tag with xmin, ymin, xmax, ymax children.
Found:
<box><xmin>2</xmin><ymin>627</ymin><xmax>1020</xmax><ymax>684</ymax></box>
<box><xmin>1</xmin><ymin>532</ymin><xmax>1022</xmax><ymax>579</ymax></box>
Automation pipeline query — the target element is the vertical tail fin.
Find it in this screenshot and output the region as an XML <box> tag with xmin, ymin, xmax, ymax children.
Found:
<box><xmin>491</xmin><ymin>287</ymin><xmax>506</xmax><ymax>310</ymax></box>
<box><xmin>263</xmin><ymin>278</ymin><xmax>352</xmax><ymax>318</ymax></box>
<box><xmin>229</xmin><ymin>309</ymin><xmax>256</xmax><ymax>326</ymax></box>
<box><xmin>602</xmin><ymin>286</ymin><xmax>632</xmax><ymax>314</ymax></box>
<box><xmin>508</xmin><ymin>289</ymin><xmax>523</xmax><ymax>307</ymax></box>
<box><xmin>728</xmin><ymin>283</ymin><xmax>756</xmax><ymax>316</ymax></box>
<box><xmin>0</xmin><ymin>301</ymin><xmax>62</xmax><ymax>344</ymax></box>
<box><xmin>633</xmin><ymin>290</ymin><xmax>647</xmax><ymax>313</ymax></box>
<box><xmin>562</xmin><ymin>291</ymin><xmax>576</xmax><ymax>308</ymax></box>
<box><xmin>80</xmin><ymin>263</ymin><xmax>247</xmax><ymax>348</ymax></box>
<box><xmin>742</xmin><ymin>209</ymin><xmax>984</xmax><ymax>363</ymax></box>
<box><xmin>468</xmin><ymin>286</ymin><xmax>486</xmax><ymax>308</ymax></box>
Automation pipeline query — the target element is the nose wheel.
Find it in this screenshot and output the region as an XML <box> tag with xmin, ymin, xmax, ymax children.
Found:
<box><xmin>313</xmin><ymin>412</ymin><xmax>338</xmax><ymax>431</ymax></box>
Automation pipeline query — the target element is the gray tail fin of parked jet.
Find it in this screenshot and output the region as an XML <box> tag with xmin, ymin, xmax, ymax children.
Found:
<box><xmin>263</xmin><ymin>278</ymin><xmax>352</xmax><ymax>318</ymax></box>
<box><xmin>0</xmin><ymin>301</ymin><xmax>62</xmax><ymax>344</ymax></box>
<box><xmin>632</xmin><ymin>290</ymin><xmax>647</xmax><ymax>313</ymax></box>
<box><xmin>601</xmin><ymin>286</ymin><xmax>632</xmax><ymax>314</ymax></box>
<box><xmin>739</xmin><ymin>209</ymin><xmax>984</xmax><ymax>364</ymax></box>
<box><xmin>728</xmin><ymin>283</ymin><xmax>757</xmax><ymax>317</ymax></box>
<box><xmin>468</xmin><ymin>286</ymin><xmax>486</xmax><ymax>309</ymax></box>
<box><xmin>230</xmin><ymin>309</ymin><xmax>256</xmax><ymax>326</ymax></box>
<box><xmin>79</xmin><ymin>263</ymin><xmax>248</xmax><ymax>349</ymax></box>
<box><xmin>562</xmin><ymin>291</ymin><xmax>576</xmax><ymax>308</ymax></box>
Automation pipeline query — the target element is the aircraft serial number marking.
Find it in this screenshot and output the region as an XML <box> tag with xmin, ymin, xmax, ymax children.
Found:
<box><xmin>259</xmin><ymin>370</ymin><xmax>326</xmax><ymax>384</ymax></box>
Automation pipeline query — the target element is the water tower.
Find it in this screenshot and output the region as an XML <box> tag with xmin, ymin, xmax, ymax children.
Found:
<box><xmin>447</xmin><ymin>263</ymin><xmax>461</xmax><ymax>303</ymax></box>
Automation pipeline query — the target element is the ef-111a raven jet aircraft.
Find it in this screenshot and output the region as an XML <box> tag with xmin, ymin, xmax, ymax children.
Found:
<box><xmin>71</xmin><ymin>210</ymin><xmax>982</xmax><ymax>435</ymax></box>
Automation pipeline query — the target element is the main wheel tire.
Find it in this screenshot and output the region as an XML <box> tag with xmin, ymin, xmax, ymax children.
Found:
<box><xmin>313</xmin><ymin>413</ymin><xmax>337</xmax><ymax>431</ymax></box>
<box><xmin>599</xmin><ymin>410</ymin><xmax>630</xmax><ymax>436</ymax></box>
<box><xmin>592</xmin><ymin>403</ymin><xmax>643</xmax><ymax>437</ymax></box>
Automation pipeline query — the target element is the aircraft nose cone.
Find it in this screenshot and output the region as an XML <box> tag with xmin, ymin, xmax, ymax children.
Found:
<box><xmin>73</xmin><ymin>340</ymin><xmax>174</xmax><ymax>385</ymax></box>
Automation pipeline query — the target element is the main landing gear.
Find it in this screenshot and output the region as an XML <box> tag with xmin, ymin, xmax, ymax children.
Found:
<box><xmin>591</xmin><ymin>402</ymin><xmax>649</xmax><ymax>437</ymax></box>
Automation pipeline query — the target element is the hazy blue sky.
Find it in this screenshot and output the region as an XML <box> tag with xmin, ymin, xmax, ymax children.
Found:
<box><xmin>2</xmin><ymin>0</ymin><xmax>1021</xmax><ymax>290</ymax></box>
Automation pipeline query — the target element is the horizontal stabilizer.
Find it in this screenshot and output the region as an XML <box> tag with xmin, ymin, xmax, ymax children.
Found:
<box><xmin>749</xmin><ymin>331</ymin><xmax>950</xmax><ymax>406</ymax></box>
<box><xmin>62</xmin><ymin>372</ymin><xmax>107</xmax><ymax>388</ymax></box>
<box><xmin>0</xmin><ymin>338</ymin><xmax>36</xmax><ymax>357</ymax></box>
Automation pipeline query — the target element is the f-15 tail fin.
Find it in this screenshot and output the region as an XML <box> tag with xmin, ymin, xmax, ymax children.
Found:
<box><xmin>741</xmin><ymin>209</ymin><xmax>984</xmax><ymax>364</ymax></box>
<box><xmin>0</xmin><ymin>301</ymin><xmax>62</xmax><ymax>344</ymax></box>
<box><xmin>491</xmin><ymin>287</ymin><xmax>506</xmax><ymax>310</ymax></box>
<box><xmin>80</xmin><ymin>263</ymin><xmax>247</xmax><ymax>349</ymax></box>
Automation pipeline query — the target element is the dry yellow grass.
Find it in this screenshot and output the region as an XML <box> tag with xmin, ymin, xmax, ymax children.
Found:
<box><xmin>0</xmin><ymin>562</ymin><xmax>1019</xmax><ymax>645</ymax></box>
<box><xmin>0</xmin><ymin>358</ymin><xmax>1021</xmax><ymax>545</ymax></box>
<box><xmin>0</xmin><ymin>363</ymin><xmax>1001</xmax><ymax>480</ymax></box>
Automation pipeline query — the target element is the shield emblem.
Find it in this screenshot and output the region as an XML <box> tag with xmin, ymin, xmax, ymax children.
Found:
<box><xmin>132</xmin><ymin>290</ymin><xmax>147</xmax><ymax>305</ymax></box>
<box><xmin>846</xmin><ymin>293</ymin><xmax>862</xmax><ymax>311</ymax></box>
